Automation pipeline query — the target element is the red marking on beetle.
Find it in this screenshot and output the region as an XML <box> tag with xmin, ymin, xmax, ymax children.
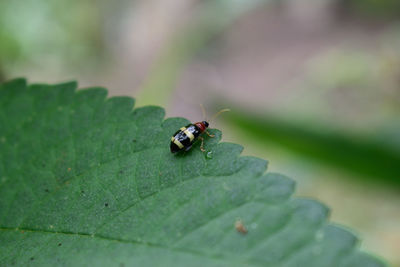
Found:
<box><xmin>194</xmin><ymin>122</ymin><xmax>207</xmax><ymax>132</ymax></box>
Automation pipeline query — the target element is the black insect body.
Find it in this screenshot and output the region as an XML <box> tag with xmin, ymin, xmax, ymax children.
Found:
<box><xmin>170</xmin><ymin>121</ymin><xmax>212</xmax><ymax>153</ymax></box>
<box><xmin>170</xmin><ymin>108</ymin><xmax>230</xmax><ymax>153</ymax></box>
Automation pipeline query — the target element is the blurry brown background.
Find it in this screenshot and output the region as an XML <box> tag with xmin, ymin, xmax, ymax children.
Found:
<box><xmin>1</xmin><ymin>0</ymin><xmax>399</xmax><ymax>265</ymax></box>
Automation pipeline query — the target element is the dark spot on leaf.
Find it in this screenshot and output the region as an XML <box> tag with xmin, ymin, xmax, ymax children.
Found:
<box><xmin>30</xmin><ymin>257</ymin><xmax>34</xmax><ymax>261</ymax></box>
<box><xmin>42</xmin><ymin>164</ymin><xmax>46</xmax><ymax>168</ymax></box>
<box><xmin>105</xmin><ymin>203</ymin><xmax>109</xmax><ymax>207</ymax></box>
<box><xmin>119</xmin><ymin>170</ymin><xmax>123</xmax><ymax>174</ymax></box>
<box><xmin>45</xmin><ymin>189</ymin><xmax>49</xmax><ymax>193</ymax></box>
<box><xmin>81</xmin><ymin>190</ymin><xmax>85</xmax><ymax>194</ymax></box>
<box><xmin>58</xmin><ymin>243</ymin><xmax>62</xmax><ymax>246</ymax></box>
<box><xmin>132</xmin><ymin>139</ymin><xmax>136</xmax><ymax>143</ymax></box>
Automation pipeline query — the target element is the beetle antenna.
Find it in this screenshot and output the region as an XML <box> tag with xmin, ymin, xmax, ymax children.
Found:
<box><xmin>210</xmin><ymin>108</ymin><xmax>230</xmax><ymax>122</ymax></box>
<box><xmin>200</xmin><ymin>103</ymin><xmax>207</xmax><ymax>121</ymax></box>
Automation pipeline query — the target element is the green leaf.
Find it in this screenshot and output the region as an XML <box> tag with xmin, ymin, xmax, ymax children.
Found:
<box><xmin>0</xmin><ymin>79</ymin><xmax>385</xmax><ymax>266</ymax></box>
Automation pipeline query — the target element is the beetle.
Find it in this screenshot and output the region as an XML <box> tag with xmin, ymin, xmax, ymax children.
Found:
<box><xmin>170</xmin><ymin>108</ymin><xmax>229</xmax><ymax>153</ymax></box>
<box><xmin>170</xmin><ymin>121</ymin><xmax>213</xmax><ymax>153</ymax></box>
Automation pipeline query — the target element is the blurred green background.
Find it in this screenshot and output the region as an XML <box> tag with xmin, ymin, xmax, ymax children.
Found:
<box><xmin>1</xmin><ymin>0</ymin><xmax>399</xmax><ymax>265</ymax></box>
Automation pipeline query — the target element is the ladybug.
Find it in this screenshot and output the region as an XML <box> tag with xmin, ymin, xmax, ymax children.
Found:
<box><xmin>170</xmin><ymin>108</ymin><xmax>229</xmax><ymax>153</ymax></box>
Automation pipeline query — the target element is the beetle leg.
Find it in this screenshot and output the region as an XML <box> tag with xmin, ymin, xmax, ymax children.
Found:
<box><xmin>205</xmin><ymin>131</ymin><xmax>215</xmax><ymax>138</ymax></box>
<box><xmin>199</xmin><ymin>137</ymin><xmax>206</xmax><ymax>152</ymax></box>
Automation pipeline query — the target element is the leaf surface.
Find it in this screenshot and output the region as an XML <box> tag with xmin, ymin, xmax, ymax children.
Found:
<box><xmin>0</xmin><ymin>79</ymin><xmax>384</xmax><ymax>266</ymax></box>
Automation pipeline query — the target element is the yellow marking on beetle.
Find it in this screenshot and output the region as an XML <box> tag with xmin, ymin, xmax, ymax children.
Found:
<box><xmin>172</xmin><ymin>138</ymin><xmax>184</xmax><ymax>149</ymax></box>
<box><xmin>184</xmin><ymin>129</ymin><xmax>195</xmax><ymax>141</ymax></box>
<box><xmin>180</xmin><ymin>127</ymin><xmax>187</xmax><ymax>131</ymax></box>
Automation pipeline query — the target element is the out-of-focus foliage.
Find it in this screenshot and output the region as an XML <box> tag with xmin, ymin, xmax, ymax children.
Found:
<box><xmin>339</xmin><ymin>0</ymin><xmax>400</xmax><ymax>18</ymax></box>
<box><xmin>301</xmin><ymin>39</ymin><xmax>400</xmax><ymax>129</ymax></box>
<box><xmin>137</xmin><ymin>0</ymin><xmax>269</xmax><ymax>107</ymax></box>
<box><xmin>224</xmin><ymin>108</ymin><xmax>400</xmax><ymax>188</ymax></box>
<box><xmin>0</xmin><ymin>0</ymin><xmax>106</xmax><ymax>77</ymax></box>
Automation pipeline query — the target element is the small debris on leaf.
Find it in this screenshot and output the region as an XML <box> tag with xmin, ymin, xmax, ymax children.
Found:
<box><xmin>235</xmin><ymin>219</ymin><xmax>248</xmax><ymax>234</ymax></box>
